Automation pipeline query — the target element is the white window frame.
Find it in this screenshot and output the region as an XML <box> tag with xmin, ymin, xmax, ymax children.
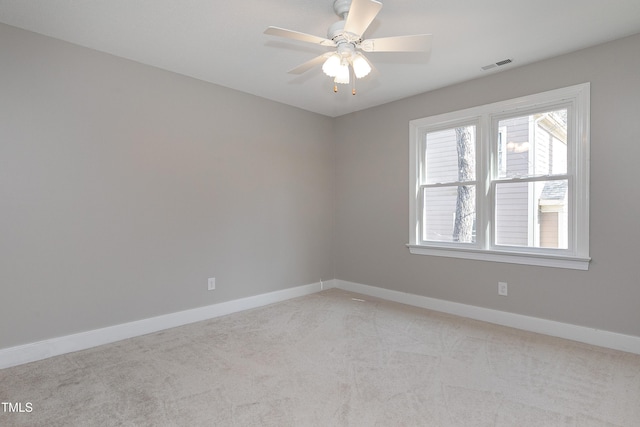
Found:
<box><xmin>408</xmin><ymin>83</ymin><xmax>590</xmax><ymax>270</ymax></box>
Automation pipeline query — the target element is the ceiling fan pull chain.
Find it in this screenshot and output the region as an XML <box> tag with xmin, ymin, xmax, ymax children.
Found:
<box><xmin>351</xmin><ymin>67</ymin><xmax>356</xmax><ymax>95</ymax></box>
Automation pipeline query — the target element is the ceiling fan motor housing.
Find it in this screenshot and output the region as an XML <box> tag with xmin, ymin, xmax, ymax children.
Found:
<box><xmin>327</xmin><ymin>11</ymin><xmax>361</xmax><ymax>46</ymax></box>
<box><xmin>327</xmin><ymin>20</ymin><xmax>345</xmax><ymax>40</ymax></box>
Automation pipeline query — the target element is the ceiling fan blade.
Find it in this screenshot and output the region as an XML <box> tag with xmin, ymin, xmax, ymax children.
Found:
<box><xmin>264</xmin><ymin>26</ymin><xmax>335</xmax><ymax>47</ymax></box>
<box><xmin>360</xmin><ymin>34</ymin><xmax>432</xmax><ymax>52</ymax></box>
<box><xmin>343</xmin><ymin>0</ymin><xmax>382</xmax><ymax>37</ymax></box>
<box><xmin>288</xmin><ymin>53</ymin><xmax>332</xmax><ymax>74</ymax></box>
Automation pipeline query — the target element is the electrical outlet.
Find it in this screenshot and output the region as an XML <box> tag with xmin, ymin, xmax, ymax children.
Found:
<box><xmin>498</xmin><ymin>281</ymin><xmax>508</xmax><ymax>296</ymax></box>
<box><xmin>208</xmin><ymin>277</ymin><xmax>216</xmax><ymax>291</ymax></box>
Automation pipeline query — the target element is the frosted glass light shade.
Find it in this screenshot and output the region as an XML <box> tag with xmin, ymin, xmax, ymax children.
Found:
<box><xmin>352</xmin><ymin>54</ymin><xmax>371</xmax><ymax>78</ymax></box>
<box><xmin>334</xmin><ymin>63</ymin><xmax>350</xmax><ymax>84</ymax></box>
<box><xmin>322</xmin><ymin>54</ymin><xmax>341</xmax><ymax>77</ymax></box>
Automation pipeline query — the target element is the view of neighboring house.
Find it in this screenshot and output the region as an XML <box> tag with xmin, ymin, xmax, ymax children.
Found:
<box><xmin>423</xmin><ymin>109</ymin><xmax>568</xmax><ymax>249</ymax></box>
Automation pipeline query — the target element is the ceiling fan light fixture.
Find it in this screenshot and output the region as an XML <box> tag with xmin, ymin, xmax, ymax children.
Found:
<box><xmin>334</xmin><ymin>63</ymin><xmax>350</xmax><ymax>84</ymax></box>
<box><xmin>352</xmin><ymin>53</ymin><xmax>371</xmax><ymax>78</ymax></box>
<box><xmin>265</xmin><ymin>0</ymin><xmax>434</xmax><ymax>95</ymax></box>
<box><xmin>322</xmin><ymin>53</ymin><xmax>341</xmax><ymax>77</ymax></box>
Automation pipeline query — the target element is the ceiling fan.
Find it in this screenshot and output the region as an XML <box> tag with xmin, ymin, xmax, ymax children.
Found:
<box><xmin>264</xmin><ymin>0</ymin><xmax>432</xmax><ymax>94</ymax></box>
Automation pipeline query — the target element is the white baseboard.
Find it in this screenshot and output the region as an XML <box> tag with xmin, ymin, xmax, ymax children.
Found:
<box><xmin>335</xmin><ymin>280</ymin><xmax>640</xmax><ymax>355</ymax></box>
<box><xmin>0</xmin><ymin>280</ymin><xmax>337</xmax><ymax>369</ymax></box>
<box><xmin>3</xmin><ymin>278</ymin><xmax>637</xmax><ymax>369</ymax></box>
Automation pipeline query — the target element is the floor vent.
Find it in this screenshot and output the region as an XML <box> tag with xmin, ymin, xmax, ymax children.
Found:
<box><xmin>482</xmin><ymin>58</ymin><xmax>513</xmax><ymax>71</ymax></box>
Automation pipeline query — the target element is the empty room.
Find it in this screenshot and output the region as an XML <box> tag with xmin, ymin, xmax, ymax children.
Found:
<box><xmin>1</xmin><ymin>0</ymin><xmax>640</xmax><ymax>425</ymax></box>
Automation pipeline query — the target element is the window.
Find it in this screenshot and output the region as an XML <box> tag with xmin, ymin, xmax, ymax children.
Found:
<box><xmin>408</xmin><ymin>84</ymin><xmax>590</xmax><ymax>270</ymax></box>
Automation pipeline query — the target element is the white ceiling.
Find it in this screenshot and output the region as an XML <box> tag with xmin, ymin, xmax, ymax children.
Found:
<box><xmin>1</xmin><ymin>0</ymin><xmax>639</xmax><ymax>117</ymax></box>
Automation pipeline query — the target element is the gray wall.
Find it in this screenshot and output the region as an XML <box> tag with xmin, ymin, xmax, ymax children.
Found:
<box><xmin>334</xmin><ymin>33</ymin><xmax>640</xmax><ymax>337</ymax></box>
<box><xmin>2</xmin><ymin>21</ymin><xmax>639</xmax><ymax>351</ymax></box>
<box><xmin>0</xmin><ymin>24</ymin><xmax>335</xmax><ymax>349</ymax></box>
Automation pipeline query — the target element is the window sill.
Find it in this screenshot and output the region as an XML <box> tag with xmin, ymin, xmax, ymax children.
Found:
<box><xmin>406</xmin><ymin>244</ymin><xmax>590</xmax><ymax>270</ymax></box>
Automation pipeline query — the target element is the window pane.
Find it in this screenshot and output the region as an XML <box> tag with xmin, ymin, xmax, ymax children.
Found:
<box><xmin>495</xmin><ymin>180</ymin><xmax>568</xmax><ymax>249</ymax></box>
<box><xmin>497</xmin><ymin>109</ymin><xmax>567</xmax><ymax>179</ymax></box>
<box><xmin>423</xmin><ymin>185</ymin><xmax>476</xmax><ymax>243</ymax></box>
<box><xmin>425</xmin><ymin>126</ymin><xmax>476</xmax><ymax>184</ymax></box>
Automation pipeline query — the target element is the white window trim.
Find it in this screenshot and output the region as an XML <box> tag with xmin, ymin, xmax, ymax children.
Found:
<box><xmin>408</xmin><ymin>83</ymin><xmax>590</xmax><ymax>270</ymax></box>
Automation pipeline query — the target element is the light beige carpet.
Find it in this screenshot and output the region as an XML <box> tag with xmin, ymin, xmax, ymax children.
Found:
<box><xmin>1</xmin><ymin>288</ymin><xmax>639</xmax><ymax>426</ymax></box>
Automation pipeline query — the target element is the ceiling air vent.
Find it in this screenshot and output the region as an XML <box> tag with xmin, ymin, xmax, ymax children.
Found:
<box><xmin>481</xmin><ymin>58</ymin><xmax>513</xmax><ymax>71</ymax></box>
